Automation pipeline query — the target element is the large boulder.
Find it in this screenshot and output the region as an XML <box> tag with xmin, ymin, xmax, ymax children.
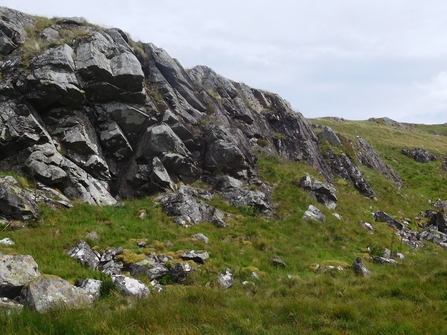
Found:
<box><xmin>0</xmin><ymin>176</ymin><xmax>39</xmax><ymax>221</ymax></box>
<box><xmin>0</xmin><ymin>254</ymin><xmax>40</xmax><ymax>299</ymax></box>
<box><xmin>20</xmin><ymin>275</ymin><xmax>95</xmax><ymax>313</ymax></box>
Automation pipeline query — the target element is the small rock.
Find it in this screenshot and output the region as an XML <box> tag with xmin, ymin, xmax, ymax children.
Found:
<box><xmin>111</xmin><ymin>275</ymin><xmax>150</xmax><ymax>299</ymax></box>
<box><xmin>137</xmin><ymin>241</ymin><xmax>147</xmax><ymax>248</ymax></box>
<box><xmin>217</xmin><ymin>269</ymin><xmax>234</xmax><ymax>289</ymax></box>
<box><xmin>303</xmin><ymin>205</ymin><xmax>326</xmax><ymax>222</ymax></box>
<box><xmin>352</xmin><ymin>257</ymin><xmax>370</xmax><ymax>277</ymax></box>
<box><xmin>270</xmin><ymin>255</ymin><xmax>287</xmax><ymax>268</ymax></box>
<box><xmin>0</xmin><ymin>238</ymin><xmax>15</xmax><ymax>246</ymax></box>
<box><xmin>181</xmin><ymin>250</ymin><xmax>210</xmax><ymax>264</ymax></box>
<box><xmin>136</xmin><ymin>210</ymin><xmax>147</xmax><ymax>220</ymax></box>
<box><xmin>191</xmin><ymin>233</ymin><xmax>209</xmax><ymax>244</ymax></box>
<box><xmin>359</xmin><ymin>221</ymin><xmax>374</xmax><ymax>234</ymax></box>
<box><xmin>85</xmin><ymin>231</ymin><xmax>99</xmax><ymax>241</ymax></box>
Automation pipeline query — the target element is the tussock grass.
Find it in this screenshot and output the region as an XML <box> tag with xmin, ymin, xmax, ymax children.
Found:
<box><xmin>2</xmin><ymin>120</ymin><xmax>447</xmax><ymax>333</ymax></box>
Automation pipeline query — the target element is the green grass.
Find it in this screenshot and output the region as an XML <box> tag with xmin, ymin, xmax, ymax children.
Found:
<box><xmin>2</xmin><ymin>120</ymin><xmax>447</xmax><ymax>333</ymax></box>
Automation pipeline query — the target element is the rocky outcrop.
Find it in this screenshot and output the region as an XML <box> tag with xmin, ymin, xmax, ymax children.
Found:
<box><xmin>328</xmin><ymin>150</ymin><xmax>376</xmax><ymax>199</ymax></box>
<box><xmin>401</xmin><ymin>148</ymin><xmax>436</xmax><ymax>163</ymax></box>
<box><xmin>356</xmin><ymin>137</ymin><xmax>403</xmax><ymax>188</ymax></box>
<box><xmin>0</xmin><ymin>6</ymin><xmax>401</xmax><ymax>221</ymax></box>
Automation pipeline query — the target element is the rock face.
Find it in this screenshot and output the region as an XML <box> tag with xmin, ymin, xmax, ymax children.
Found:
<box><xmin>0</xmin><ymin>6</ymin><xmax>398</xmax><ymax>219</ymax></box>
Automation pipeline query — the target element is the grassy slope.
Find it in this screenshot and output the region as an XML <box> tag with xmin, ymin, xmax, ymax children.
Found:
<box><xmin>2</xmin><ymin>119</ymin><xmax>447</xmax><ymax>334</ymax></box>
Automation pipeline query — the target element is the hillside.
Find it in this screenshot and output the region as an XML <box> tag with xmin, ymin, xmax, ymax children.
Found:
<box><xmin>1</xmin><ymin>6</ymin><xmax>447</xmax><ymax>334</ymax></box>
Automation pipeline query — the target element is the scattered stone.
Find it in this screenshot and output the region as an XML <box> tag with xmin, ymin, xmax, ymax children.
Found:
<box><xmin>0</xmin><ymin>297</ymin><xmax>24</xmax><ymax>314</ymax></box>
<box><xmin>191</xmin><ymin>233</ymin><xmax>209</xmax><ymax>244</ymax></box>
<box><xmin>74</xmin><ymin>279</ymin><xmax>102</xmax><ymax>303</ymax></box>
<box><xmin>169</xmin><ymin>262</ymin><xmax>194</xmax><ymax>284</ymax></box>
<box><xmin>66</xmin><ymin>241</ymin><xmax>101</xmax><ymax>270</ymax></box>
<box><xmin>137</xmin><ymin>241</ymin><xmax>147</xmax><ymax>248</ymax></box>
<box><xmin>270</xmin><ymin>255</ymin><xmax>287</xmax><ymax>268</ymax></box>
<box><xmin>373</xmin><ymin>211</ymin><xmax>404</xmax><ymax>230</ymax></box>
<box><xmin>0</xmin><ymin>237</ymin><xmax>15</xmax><ymax>246</ymax></box>
<box><xmin>146</xmin><ymin>264</ymin><xmax>170</xmax><ymax>281</ymax></box>
<box><xmin>299</xmin><ymin>175</ymin><xmax>337</xmax><ymax>209</ymax></box>
<box><xmin>303</xmin><ymin>205</ymin><xmax>326</xmax><ymax>222</ymax></box>
<box><xmin>111</xmin><ymin>275</ymin><xmax>150</xmax><ymax>299</ymax></box>
<box><xmin>333</xmin><ymin>213</ymin><xmax>342</xmax><ymax>220</ymax></box>
<box><xmin>181</xmin><ymin>250</ymin><xmax>210</xmax><ymax>264</ymax></box>
<box><xmin>136</xmin><ymin>209</ymin><xmax>147</xmax><ymax>220</ymax></box>
<box><xmin>372</xmin><ymin>256</ymin><xmax>397</xmax><ymax>264</ymax></box>
<box><xmin>85</xmin><ymin>231</ymin><xmax>99</xmax><ymax>241</ymax></box>
<box><xmin>359</xmin><ymin>221</ymin><xmax>374</xmax><ymax>234</ymax></box>
<box><xmin>352</xmin><ymin>257</ymin><xmax>370</xmax><ymax>277</ymax></box>
<box><xmin>217</xmin><ymin>269</ymin><xmax>234</xmax><ymax>289</ymax></box>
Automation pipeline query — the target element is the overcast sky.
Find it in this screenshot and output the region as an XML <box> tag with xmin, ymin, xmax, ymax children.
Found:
<box><xmin>4</xmin><ymin>1</ymin><xmax>447</xmax><ymax>124</ymax></box>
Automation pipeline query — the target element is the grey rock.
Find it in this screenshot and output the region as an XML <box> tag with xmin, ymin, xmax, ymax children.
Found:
<box><xmin>359</xmin><ymin>221</ymin><xmax>374</xmax><ymax>234</ymax></box>
<box><xmin>66</xmin><ymin>241</ymin><xmax>101</xmax><ymax>270</ymax></box>
<box><xmin>21</xmin><ymin>275</ymin><xmax>95</xmax><ymax>313</ymax></box>
<box><xmin>191</xmin><ymin>233</ymin><xmax>209</xmax><ymax>244</ymax></box>
<box><xmin>217</xmin><ymin>269</ymin><xmax>234</xmax><ymax>289</ymax></box>
<box><xmin>372</xmin><ymin>256</ymin><xmax>397</xmax><ymax>265</ymax></box>
<box><xmin>356</xmin><ymin>137</ymin><xmax>403</xmax><ymax>188</ymax></box>
<box><xmin>368</xmin><ymin>117</ymin><xmax>407</xmax><ymax>129</ymax></box>
<box><xmin>0</xmin><ymin>176</ymin><xmax>39</xmax><ymax>221</ymax></box>
<box><xmin>27</xmin><ymin>44</ymin><xmax>85</xmax><ymax>110</ymax></box>
<box><xmin>373</xmin><ymin>211</ymin><xmax>404</xmax><ymax>230</ymax></box>
<box><xmin>169</xmin><ymin>262</ymin><xmax>194</xmax><ymax>284</ymax></box>
<box><xmin>0</xmin><ymin>297</ymin><xmax>24</xmax><ymax>314</ymax></box>
<box><xmin>129</xmin><ymin>259</ymin><xmax>157</xmax><ymax>278</ymax></box>
<box><xmin>401</xmin><ymin>148</ymin><xmax>436</xmax><ymax>163</ymax></box>
<box><xmin>303</xmin><ymin>205</ymin><xmax>326</xmax><ymax>222</ymax></box>
<box><xmin>270</xmin><ymin>255</ymin><xmax>287</xmax><ymax>268</ymax></box>
<box><xmin>146</xmin><ymin>264</ymin><xmax>170</xmax><ymax>281</ymax></box>
<box><xmin>111</xmin><ymin>275</ymin><xmax>150</xmax><ymax>298</ymax></box>
<box><xmin>0</xmin><ymin>237</ymin><xmax>14</xmax><ymax>245</ymax></box>
<box><xmin>329</xmin><ymin>151</ymin><xmax>376</xmax><ymax>199</ymax></box>
<box><xmin>0</xmin><ymin>7</ymin><xmax>35</xmax><ymax>54</ymax></box>
<box><xmin>38</xmin><ymin>27</ymin><xmax>59</xmax><ymax>42</ymax></box>
<box><xmin>74</xmin><ymin>278</ymin><xmax>102</xmax><ymax>303</ymax></box>
<box><xmin>318</xmin><ymin>126</ymin><xmax>342</xmax><ymax>147</ymax></box>
<box><xmin>85</xmin><ymin>231</ymin><xmax>99</xmax><ymax>241</ymax></box>
<box><xmin>160</xmin><ymin>186</ymin><xmax>227</xmax><ymax>227</ymax></box>
<box><xmin>100</xmin><ymin>121</ymin><xmax>134</xmax><ymax>160</ymax></box>
<box><xmin>151</xmin><ymin>157</ymin><xmax>175</xmax><ymax>191</ymax></box>
<box><xmin>181</xmin><ymin>250</ymin><xmax>210</xmax><ymax>264</ymax></box>
<box><xmin>299</xmin><ymin>175</ymin><xmax>337</xmax><ymax>209</ymax></box>
<box><xmin>352</xmin><ymin>257</ymin><xmax>370</xmax><ymax>277</ymax></box>
<box><xmin>0</xmin><ymin>254</ymin><xmax>41</xmax><ymax>299</ymax></box>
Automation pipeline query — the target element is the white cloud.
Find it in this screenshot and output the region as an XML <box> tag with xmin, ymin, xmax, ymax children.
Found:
<box><xmin>3</xmin><ymin>0</ymin><xmax>447</xmax><ymax>123</ymax></box>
